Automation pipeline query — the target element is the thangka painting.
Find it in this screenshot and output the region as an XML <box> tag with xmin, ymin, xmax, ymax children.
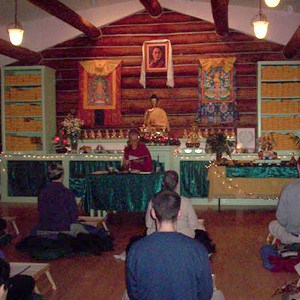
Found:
<box><xmin>196</xmin><ymin>57</ymin><xmax>239</xmax><ymax>125</ymax></box>
<box><xmin>78</xmin><ymin>60</ymin><xmax>122</xmax><ymax>127</ymax></box>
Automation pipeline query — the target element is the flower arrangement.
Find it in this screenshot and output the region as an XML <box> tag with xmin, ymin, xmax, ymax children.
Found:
<box><xmin>61</xmin><ymin>114</ymin><xmax>84</xmax><ymax>135</ymax></box>
<box><xmin>205</xmin><ymin>133</ymin><xmax>235</xmax><ymax>161</ymax></box>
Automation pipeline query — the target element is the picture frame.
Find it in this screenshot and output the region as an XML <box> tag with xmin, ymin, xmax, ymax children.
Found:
<box><xmin>236</xmin><ymin>128</ymin><xmax>256</xmax><ymax>152</ymax></box>
<box><xmin>145</xmin><ymin>41</ymin><xmax>168</xmax><ymax>73</ymax></box>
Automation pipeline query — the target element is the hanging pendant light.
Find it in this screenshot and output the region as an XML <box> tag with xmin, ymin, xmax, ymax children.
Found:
<box><xmin>252</xmin><ymin>0</ymin><xmax>269</xmax><ymax>39</ymax></box>
<box><xmin>8</xmin><ymin>0</ymin><xmax>24</xmax><ymax>46</ymax></box>
<box><xmin>264</xmin><ymin>0</ymin><xmax>280</xmax><ymax>8</ymax></box>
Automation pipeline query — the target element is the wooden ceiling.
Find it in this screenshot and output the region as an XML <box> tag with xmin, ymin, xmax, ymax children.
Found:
<box><xmin>0</xmin><ymin>0</ymin><xmax>299</xmax><ymax>65</ymax></box>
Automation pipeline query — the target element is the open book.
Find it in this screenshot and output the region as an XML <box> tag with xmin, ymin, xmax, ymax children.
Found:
<box><xmin>128</xmin><ymin>155</ymin><xmax>149</xmax><ymax>161</ymax></box>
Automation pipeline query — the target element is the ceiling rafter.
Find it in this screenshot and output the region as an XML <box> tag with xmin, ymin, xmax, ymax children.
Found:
<box><xmin>283</xmin><ymin>25</ymin><xmax>300</xmax><ymax>59</ymax></box>
<box><xmin>139</xmin><ymin>0</ymin><xmax>163</xmax><ymax>18</ymax></box>
<box><xmin>0</xmin><ymin>38</ymin><xmax>42</xmax><ymax>65</ymax></box>
<box><xmin>211</xmin><ymin>0</ymin><xmax>229</xmax><ymax>37</ymax></box>
<box><xmin>27</xmin><ymin>0</ymin><xmax>101</xmax><ymax>39</ymax></box>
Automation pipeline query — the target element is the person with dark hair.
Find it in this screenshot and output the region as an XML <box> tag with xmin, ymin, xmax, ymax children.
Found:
<box><xmin>144</xmin><ymin>94</ymin><xmax>170</xmax><ymax>132</ymax></box>
<box><xmin>114</xmin><ymin>170</ymin><xmax>214</xmax><ymax>262</ymax></box>
<box><xmin>126</xmin><ymin>190</ymin><xmax>213</xmax><ymax>300</ymax></box>
<box><xmin>122</xmin><ymin>129</ymin><xmax>152</xmax><ymax>172</ymax></box>
<box><xmin>0</xmin><ymin>258</ymin><xmax>37</xmax><ymax>300</ymax></box>
<box><xmin>146</xmin><ymin>170</ymin><xmax>198</xmax><ymax>238</ymax></box>
<box><xmin>35</xmin><ymin>164</ymin><xmax>88</xmax><ymax>236</ymax></box>
<box><xmin>149</xmin><ymin>46</ymin><xmax>165</xmax><ymax>69</ymax></box>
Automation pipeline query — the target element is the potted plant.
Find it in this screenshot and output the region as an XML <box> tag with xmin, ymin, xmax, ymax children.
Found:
<box><xmin>205</xmin><ymin>132</ymin><xmax>235</xmax><ymax>161</ymax></box>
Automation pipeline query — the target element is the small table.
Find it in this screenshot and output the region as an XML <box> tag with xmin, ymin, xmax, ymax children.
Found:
<box><xmin>10</xmin><ymin>262</ymin><xmax>57</xmax><ymax>294</ymax></box>
<box><xmin>78</xmin><ymin>216</ymin><xmax>108</xmax><ymax>231</ymax></box>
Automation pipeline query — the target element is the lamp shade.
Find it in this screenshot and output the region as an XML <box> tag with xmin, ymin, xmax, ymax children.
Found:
<box><xmin>253</xmin><ymin>20</ymin><xmax>269</xmax><ymax>39</ymax></box>
<box><xmin>8</xmin><ymin>27</ymin><xmax>24</xmax><ymax>46</ymax></box>
<box><xmin>264</xmin><ymin>0</ymin><xmax>280</xmax><ymax>8</ymax></box>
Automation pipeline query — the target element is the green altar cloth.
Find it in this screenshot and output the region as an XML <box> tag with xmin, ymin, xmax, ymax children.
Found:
<box><xmin>180</xmin><ymin>161</ymin><xmax>209</xmax><ymax>198</ymax></box>
<box><xmin>69</xmin><ymin>160</ymin><xmax>164</xmax><ymax>199</ymax></box>
<box><xmin>83</xmin><ymin>173</ymin><xmax>163</xmax><ymax>212</ymax></box>
<box><xmin>226</xmin><ymin>166</ymin><xmax>299</xmax><ymax>178</ymax></box>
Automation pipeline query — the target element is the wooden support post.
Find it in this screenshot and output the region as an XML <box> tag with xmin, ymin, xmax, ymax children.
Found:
<box><xmin>139</xmin><ymin>0</ymin><xmax>163</xmax><ymax>18</ymax></box>
<box><xmin>211</xmin><ymin>0</ymin><xmax>229</xmax><ymax>37</ymax></box>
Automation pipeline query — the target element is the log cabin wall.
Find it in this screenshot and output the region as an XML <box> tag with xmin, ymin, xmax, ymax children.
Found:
<box><xmin>4</xmin><ymin>9</ymin><xmax>299</xmax><ymax>140</ymax></box>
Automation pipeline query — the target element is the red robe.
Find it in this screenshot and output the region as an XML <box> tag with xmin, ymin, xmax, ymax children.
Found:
<box><xmin>124</xmin><ymin>142</ymin><xmax>152</xmax><ymax>172</ymax></box>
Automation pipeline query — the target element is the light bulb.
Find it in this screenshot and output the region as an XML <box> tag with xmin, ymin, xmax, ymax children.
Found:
<box><xmin>264</xmin><ymin>0</ymin><xmax>280</xmax><ymax>8</ymax></box>
<box><xmin>253</xmin><ymin>20</ymin><xmax>269</xmax><ymax>39</ymax></box>
<box><xmin>8</xmin><ymin>27</ymin><xmax>24</xmax><ymax>46</ymax></box>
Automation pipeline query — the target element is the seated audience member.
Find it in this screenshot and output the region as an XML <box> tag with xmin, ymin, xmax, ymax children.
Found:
<box><xmin>122</xmin><ymin>129</ymin><xmax>152</xmax><ymax>172</ymax></box>
<box><xmin>126</xmin><ymin>190</ymin><xmax>213</xmax><ymax>300</ymax></box>
<box><xmin>146</xmin><ymin>170</ymin><xmax>198</xmax><ymax>238</ymax></box>
<box><xmin>269</xmin><ymin>168</ymin><xmax>300</xmax><ymax>244</ymax></box>
<box><xmin>35</xmin><ymin>164</ymin><xmax>88</xmax><ymax>237</ymax></box>
<box><xmin>0</xmin><ymin>258</ymin><xmax>37</xmax><ymax>300</ymax></box>
<box><xmin>114</xmin><ymin>170</ymin><xmax>214</xmax><ymax>261</ymax></box>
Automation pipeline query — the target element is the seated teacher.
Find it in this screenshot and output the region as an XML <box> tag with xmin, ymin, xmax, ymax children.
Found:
<box><xmin>122</xmin><ymin>129</ymin><xmax>152</xmax><ymax>172</ymax></box>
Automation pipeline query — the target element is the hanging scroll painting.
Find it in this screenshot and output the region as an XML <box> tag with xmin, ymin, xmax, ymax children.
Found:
<box><xmin>196</xmin><ymin>57</ymin><xmax>239</xmax><ymax>125</ymax></box>
<box><xmin>78</xmin><ymin>60</ymin><xmax>122</xmax><ymax>127</ymax></box>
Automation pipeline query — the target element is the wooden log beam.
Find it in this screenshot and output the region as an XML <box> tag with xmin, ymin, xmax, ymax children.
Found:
<box><xmin>27</xmin><ymin>0</ymin><xmax>101</xmax><ymax>39</ymax></box>
<box><xmin>283</xmin><ymin>25</ymin><xmax>300</xmax><ymax>59</ymax></box>
<box><xmin>0</xmin><ymin>38</ymin><xmax>42</xmax><ymax>64</ymax></box>
<box><xmin>211</xmin><ymin>0</ymin><xmax>229</xmax><ymax>36</ymax></box>
<box><xmin>139</xmin><ymin>0</ymin><xmax>163</xmax><ymax>18</ymax></box>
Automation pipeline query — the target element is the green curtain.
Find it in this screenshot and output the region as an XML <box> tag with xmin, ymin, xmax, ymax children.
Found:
<box><xmin>84</xmin><ymin>173</ymin><xmax>163</xmax><ymax>212</ymax></box>
<box><xmin>180</xmin><ymin>161</ymin><xmax>210</xmax><ymax>198</ymax></box>
<box><xmin>226</xmin><ymin>166</ymin><xmax>299</xmax><ymax>178</ymax></box>
<box><xmin>7</xmin><ymin>160</ymin><xmax>61</xmax><ymax>196</ymax></box>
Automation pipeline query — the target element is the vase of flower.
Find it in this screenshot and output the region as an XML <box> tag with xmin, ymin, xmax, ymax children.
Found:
<box><xmin>70</xmin><ymin>132</ymin><xmax>78</xmax><ymax>152</ymax></box>
<box><xmin>61</xmin><ymin>114</ymin><xmax>84</xmax><ymax>153</ymax></box>
<box><xmin>205</xmin><ymin>132</ymin><xmax>235</xmax><ymax>163</ymax></box>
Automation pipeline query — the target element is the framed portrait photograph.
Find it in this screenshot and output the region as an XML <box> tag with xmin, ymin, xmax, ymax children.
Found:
<box><xmin>236</xmin><ymin>128</ymin><xmax>256</xmax><ymax>152</ymax></box>
<box><xmin>145</xmin><ymin>42</ymin><xmax>168</xmax><ymax>73</ymax></box>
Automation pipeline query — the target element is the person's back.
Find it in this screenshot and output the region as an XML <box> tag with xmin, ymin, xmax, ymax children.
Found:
<box><xmin>269</xmin><ymin>178</ymin><xmax>300</xmax><ymax>244</ymax></box>
<box><xmin>126</xmin><ymin>231</ymin><xmax>212</xmax><ymax>300</ymax></box>
<box><xmin>126</xmin><ymin>190</ymin><xmax>213</xmax><ymax>300</ymax></box>
<box><xmin>36</xmin><ymin>164</ymin><xmax>78</xmax><ymax>233</ymax></box>
<box><xmin>276</xmin><ymin>180</ymin><xmax>300</xmax><ymax>234</ymax></box>
<box><xmin>37</xmin><ymin>181</ymin><xmax>77</xmax><ymax>232</ymax></box>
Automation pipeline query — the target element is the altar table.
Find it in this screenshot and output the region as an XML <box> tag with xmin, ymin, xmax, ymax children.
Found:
<box><xmin>208</xmin><ymin>165</ymin><xmax>299</xmax><ymax>203</ymax></box>
<box><xmin>83</xmin><ymin>173</ymin><xmax>163</xmax><ymax>212</ymax></box>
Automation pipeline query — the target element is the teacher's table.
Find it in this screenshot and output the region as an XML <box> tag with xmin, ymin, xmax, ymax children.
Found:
<box><xmin>208</xmin><ymin>165</ymin><xmax>299</xmax><ymax>210</ymax></box>
<box><xmin>84</xmin><ymin>173</ymin><xmax>163</xmax><ymax>212</ymax></box>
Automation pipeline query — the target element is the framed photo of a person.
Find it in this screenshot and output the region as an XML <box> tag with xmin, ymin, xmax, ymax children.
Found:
<box><xmin>145</xmin><ymin>42</ymin><xmax>168</xmax><ymax>72</ymax></box>
<box><xmin>236</xmin><ymin>128</ymin><xmax>256</xmax><ymax>153</ymax></box>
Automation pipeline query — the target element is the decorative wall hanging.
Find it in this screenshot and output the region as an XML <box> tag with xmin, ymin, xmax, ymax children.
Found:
<box><xmin>78</xmin><ymin>60</ymin><xmax>122</xmax><ymax>127</ymax></box>
<box><xmin>139</xmin><ymin>39</ymin><xmax>174</xmax><ymax>88</ymax></box>
<box><xmin>196</xmin><ymin>57</ymin><xmax>239</xmax><ymax>125</ymax></box>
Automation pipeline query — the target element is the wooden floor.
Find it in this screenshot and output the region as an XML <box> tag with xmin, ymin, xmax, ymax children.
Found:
<box><xmin>0</xmin><ymin>203</ymin><xmax>298</xmax><ymax>300</ymax></box>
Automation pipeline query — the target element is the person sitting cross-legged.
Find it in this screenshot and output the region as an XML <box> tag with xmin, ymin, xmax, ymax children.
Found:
<box><xmin>268</xmin><ymin>159</ymin><xmax>300</xmax><ymax>245</ymax></box>
<box><xmin>35</xmin><ymin>163</ymin><xmax>89</xmax><ymax>237</ymax></box>
<box><xmin>126</xmin><ymin>190</ymin><xmax>213</xmax><ymax>300</ymax></box>
<box><xmin>114</xmin><ymin>170</ymin><xmax>215</xmax><ymax>261</ymax></box>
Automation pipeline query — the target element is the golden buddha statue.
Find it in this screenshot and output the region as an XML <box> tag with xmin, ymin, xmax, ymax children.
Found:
<box><xmin>144</xmin><ymin>94</ymin><xmax>170</xmax><ymax>132</ymax></box>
